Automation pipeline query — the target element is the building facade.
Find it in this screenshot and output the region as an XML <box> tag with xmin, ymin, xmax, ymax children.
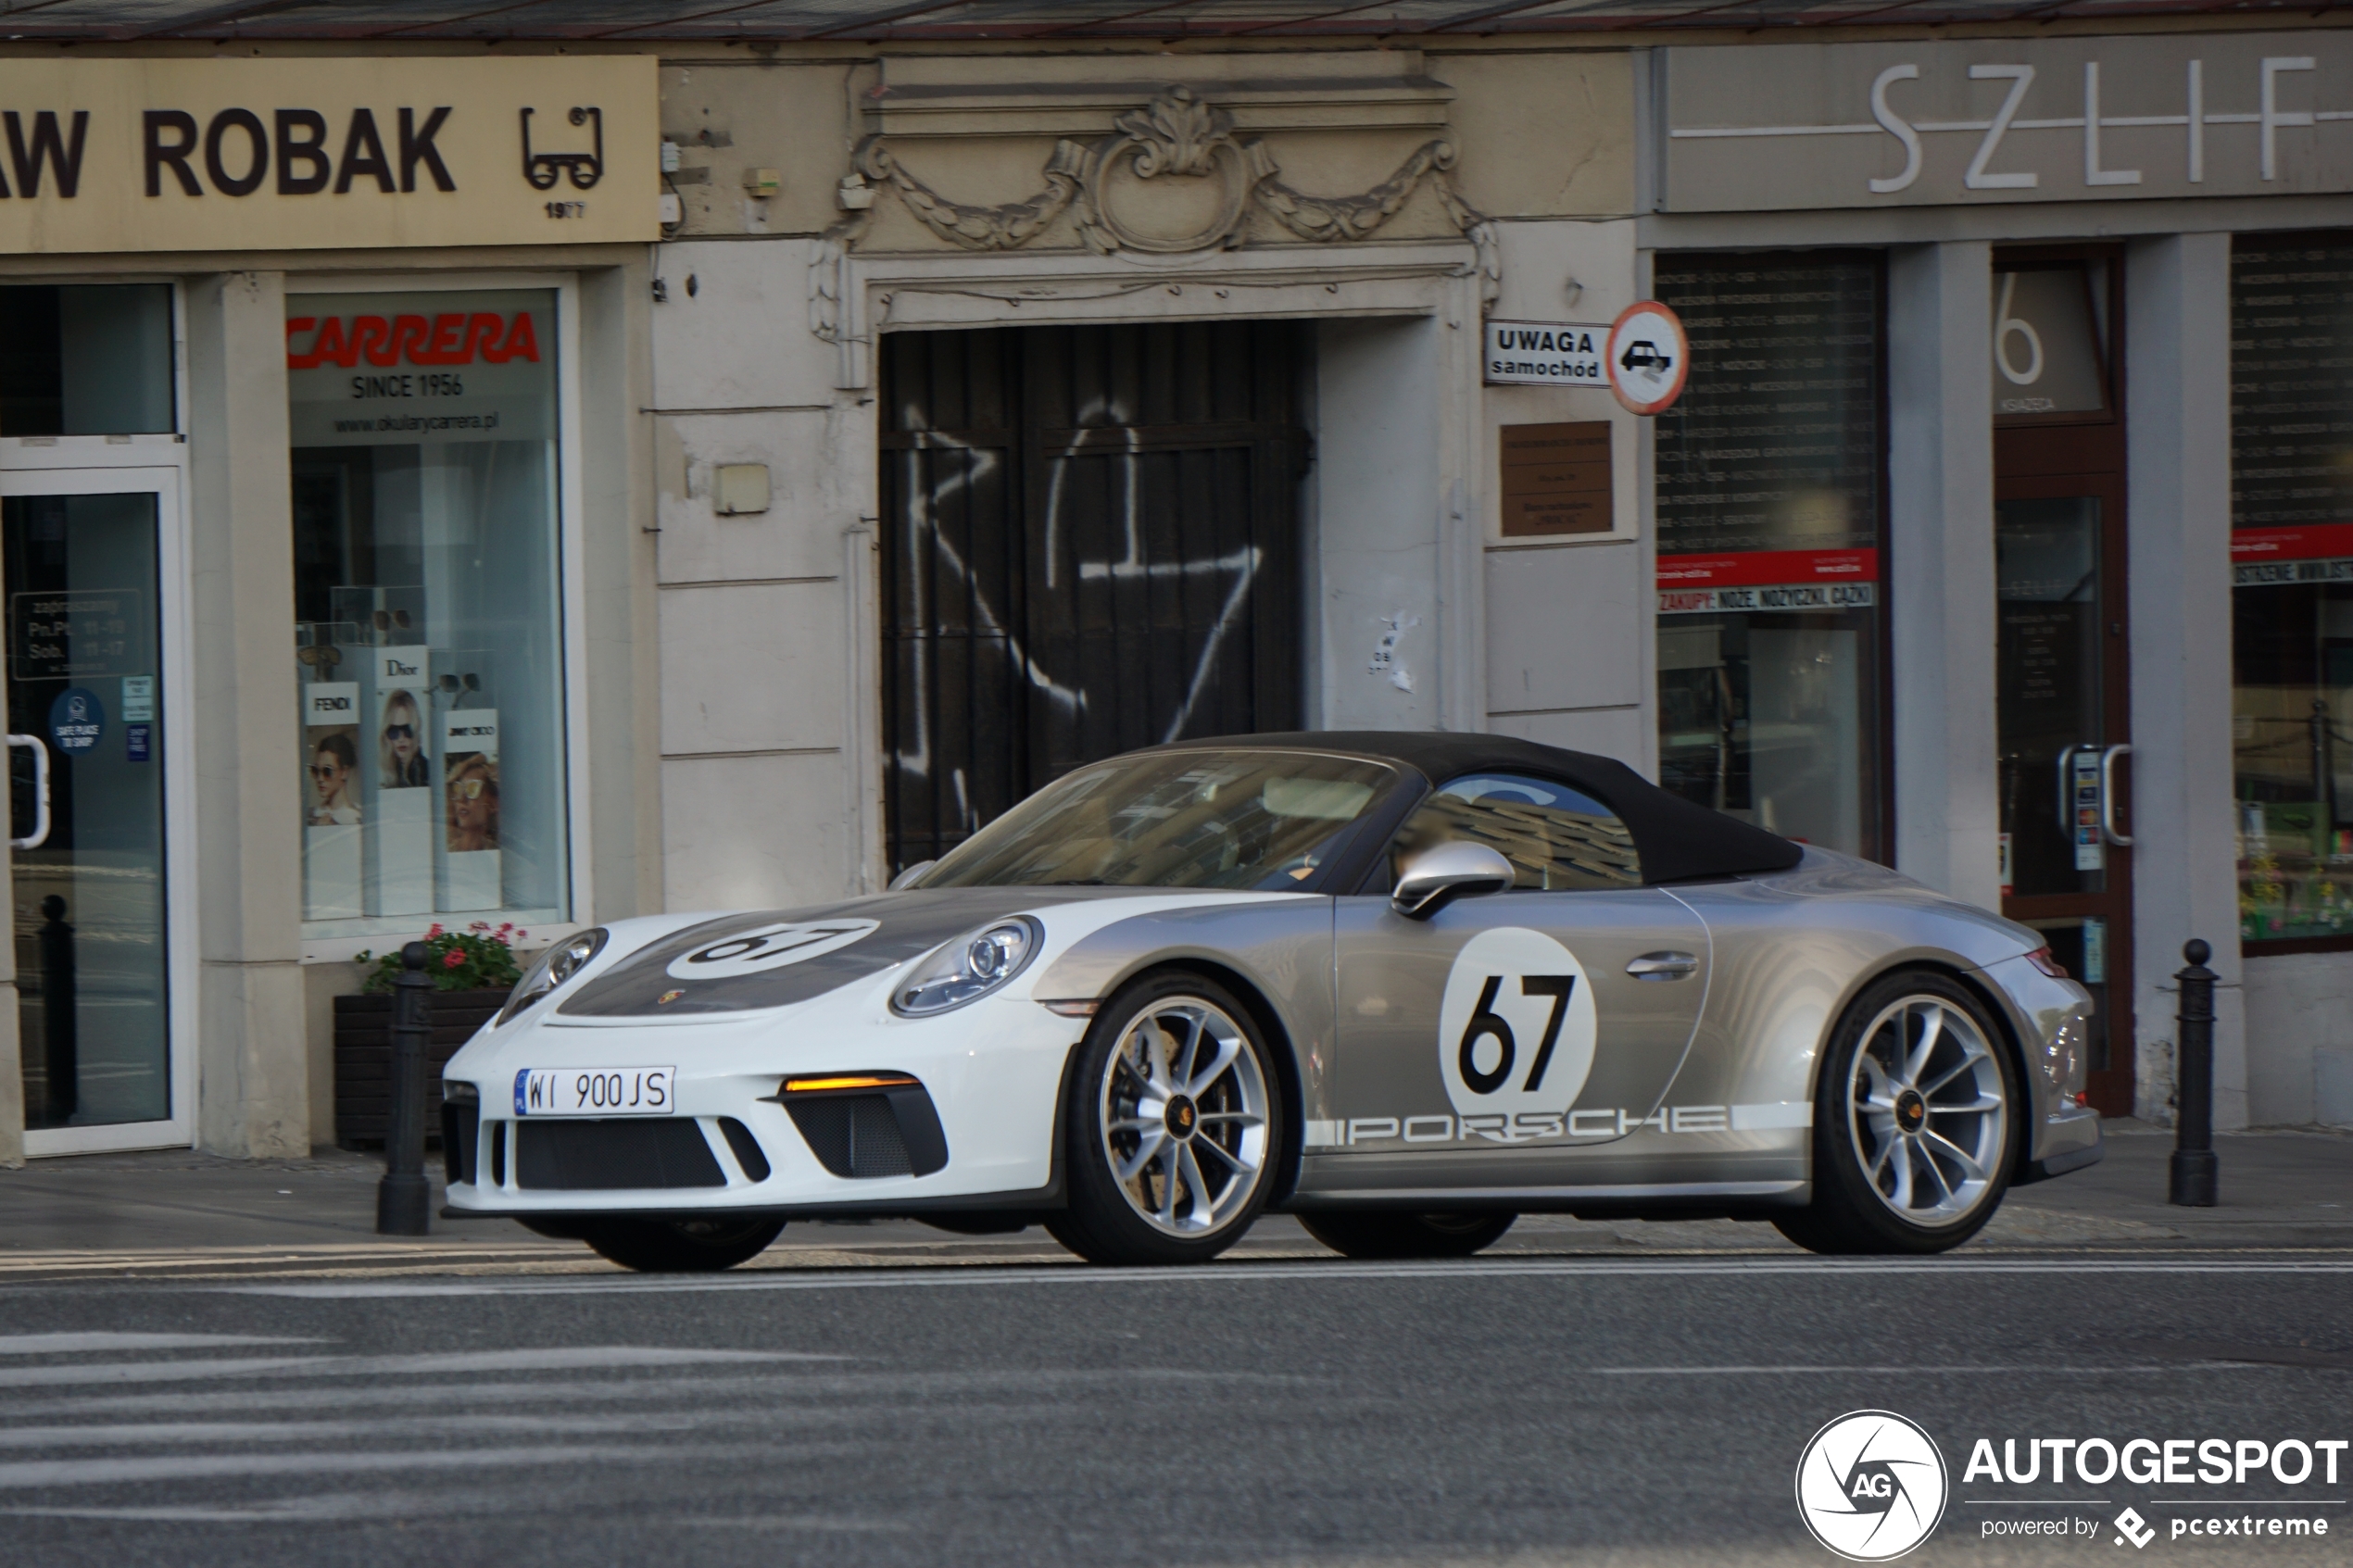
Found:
<box><xmin>1</xmin><ymin>8</ymin><xmax>2347</xmax><ymax>1162</ymax></box>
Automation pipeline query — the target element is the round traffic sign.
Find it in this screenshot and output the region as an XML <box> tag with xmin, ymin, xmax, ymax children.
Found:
<box><xmin>1604</xmin><ymin>300</ymin><xmax>1690</xmax><ymax>416</ymax></box>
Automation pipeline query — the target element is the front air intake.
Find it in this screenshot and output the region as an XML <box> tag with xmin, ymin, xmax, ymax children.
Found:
<box><xmin>515</xmin><ymin>1119</ymin><xmax>727</xmax><ymax>1190</ymax></box>
<box><xmin>777</xmin><ymin>1078</ymin><xmax>948</xmax><ymax>1179</ymax></box>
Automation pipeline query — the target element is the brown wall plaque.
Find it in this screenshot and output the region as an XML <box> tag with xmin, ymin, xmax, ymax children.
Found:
<box><xmin>1500</xmin><ymin>420</ymin><xmax>1613</xmax><ymax>537</ymax></box>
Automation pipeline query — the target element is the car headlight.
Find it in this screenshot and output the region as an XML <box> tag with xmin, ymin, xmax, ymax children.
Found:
<box><xmin>891</xmin><ymin>916</ymin><xmax>1041</xmax><ymax>1017</ymax></box>
<box><xmin>497</xmin><ymin>927</ymin><xmax>609</xmax><ymax>1025</ymax></box>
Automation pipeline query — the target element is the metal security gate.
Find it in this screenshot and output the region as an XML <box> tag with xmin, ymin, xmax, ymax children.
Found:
<box><xmin>880</xmin><ymin>322</ymin><xmax>1306</xmax><ymax>875</ymax></box>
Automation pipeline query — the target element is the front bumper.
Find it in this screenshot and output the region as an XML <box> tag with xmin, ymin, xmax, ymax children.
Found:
<box><xmin>436</xmin><ymin>973</ymin><xmax>1087</xmax><ymax>1218</ymax></box>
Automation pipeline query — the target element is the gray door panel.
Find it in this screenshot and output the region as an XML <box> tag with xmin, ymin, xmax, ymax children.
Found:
<box><xmin>1325</xmin><ymin>888</ymin><xmax>1709</xmax><ymax>1179</ymax></box>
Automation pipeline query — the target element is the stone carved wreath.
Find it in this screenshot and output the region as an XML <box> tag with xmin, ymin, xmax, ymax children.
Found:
<box><xmin>849</xmin><ymin>86</ymin><xmax>1493</xmax><ymax>268</ymax></box>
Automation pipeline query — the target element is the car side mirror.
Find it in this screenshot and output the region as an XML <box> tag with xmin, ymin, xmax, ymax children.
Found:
<box><xmin>1390</xmin><ymin>842</ymin><xmax>1515</xmax><ymax>921</ymax></box>
<box><xmin>887</xmin><ymin>859</ymin><xmax>937</xmax><ymax>892</ymax></box>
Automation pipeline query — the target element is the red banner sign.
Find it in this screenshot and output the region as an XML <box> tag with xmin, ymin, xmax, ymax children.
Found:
<box><xmin>1656</xmin><ymin>548</ymin><xmax>1878</xmax><ymax>589</ymax></box>
<box><xmin>2230</xmin><ymin>524</ymin><xmax>2353</xmax><ymax>564</ymax></box>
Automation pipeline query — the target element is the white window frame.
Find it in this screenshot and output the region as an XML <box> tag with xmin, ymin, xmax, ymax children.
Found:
<box><xmin>282</xmin><ymin>270</ymin><xmax>593</xmax><ymax>963</ymax></box>
<box><xmin>0</xmin><ymin>454</ymin><xmax>199</xmax><ymax>1158</ymax></box>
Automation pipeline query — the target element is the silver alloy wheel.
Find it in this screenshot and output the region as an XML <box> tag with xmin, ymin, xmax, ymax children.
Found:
<box><xmin>1845</xmin><ymin>995</ymin><xmax>2009</xmax><ymax>1228</ymax></box>
<box><xmin>1098</xmin><ymin>997</ymin><xmax>1271</xmax><ymax>1237</ymax></box>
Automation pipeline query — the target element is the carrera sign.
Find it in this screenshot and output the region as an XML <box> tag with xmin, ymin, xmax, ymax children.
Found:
<box><xmin>0</xmin><ymin>56</ymin><xmax>655</xmax><ymax>253</ymax></box>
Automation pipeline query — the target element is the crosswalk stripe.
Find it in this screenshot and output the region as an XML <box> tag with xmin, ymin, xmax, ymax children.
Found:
<box><xmin>0</xmin><ymin>1440</ymin><xmax>786</xmax><ymax>1490</ymax></box>
<box><xmin>0</xmin><ymin>1345</ymin><xmax>840</xmax><ymax>1390</ymax></box>
<box><xmin>0</xmin><ymin>1334</ymin><xmax>327</xmax><ymax>1356</ymax></box>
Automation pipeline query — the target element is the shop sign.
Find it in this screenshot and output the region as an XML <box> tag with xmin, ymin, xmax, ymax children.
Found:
<box><xmin>1484</xmin><ymin>321</ymin><xmax>1608</xmax><ymax>387</ymax></box>
<box><xmin>1660</xmin><ymin>31</ymin><xmax>2353</xmax><ymax>212</ymax></box>
<box><xmin>2232</xmin><ymin>523</ymin><xmax>2353</xmax><ymax>586</ymax></box>
<box><xmin>0</xmin><ymin>56</ymin><xmax>655</xmax><ymax>254</ymax></box>
<box><xmin>285</xmin><ymin>288</ymin><xmax>554</xmax><ymax>447</ymax></box>
<box><xmin>1656</xmin><ymin>547</ymin><xmax>1879</xmax><ymax>615</ymax></box>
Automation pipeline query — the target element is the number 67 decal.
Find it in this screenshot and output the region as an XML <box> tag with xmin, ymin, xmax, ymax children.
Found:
<box><xmin>1458</xmin><ymin>974</ymin><xmax>1575</xmax><ymax>1095</ymax></box>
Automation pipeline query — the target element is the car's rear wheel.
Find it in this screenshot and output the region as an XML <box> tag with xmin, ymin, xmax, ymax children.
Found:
<box><xmin>1045</xmin><ymin>972</ymin><xmax>1280</xmax><ymax>1267</ymax></box>
<box><xmin>1298</xmin><ymin>1211</ymin><xmax>1516</xmax><ymax>1260</ymax></box>
<box><xmin>1774</xmin><ymin>971</ymin><xmax>2019</xmax><ymax>1256</ymax></box>
<box><xmin>576</xmin><ymin>1215</ymin><xmax>786</xmax><ymax>1273</ymax></box>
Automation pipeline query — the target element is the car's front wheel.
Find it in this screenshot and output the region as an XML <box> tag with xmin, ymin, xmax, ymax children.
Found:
<box><xmin>576</xmin><ymin>1215</ymin><xmax>786</xmax><ymax>1273</ymax></box>
<box><xmin>1298</xmin><ymin>1211</ymin><xmax>1516</xmax><ymax>1260</ymax></box>
<box><xmin>1774</xmin><ymin>971</ymin><xmax>2020</xmax><ymax>1256</ymax></box>
<box><xmin>1045</xmin><ymin>972</ymin><xmax>1280</xmax><ymax>1267</ymax></box>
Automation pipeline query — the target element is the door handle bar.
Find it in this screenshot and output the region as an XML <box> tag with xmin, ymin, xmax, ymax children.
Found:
<box><xmin>2054</xmin><ymin>743</ymin><xmax>2082</xmax><ymax>836</ymax></box>
<box><xmin>7</xmin><ymin>734</ymin><xmax>49</xmax><ymax>851</ymax></box>
<box><xmin>2100</xmin><ymin>744</ymin><xmax>2133</xmax><ymax>847</ymax></box>
<box><xmin>1626</xmin><ymin>951</ymin><xmax>1699</xmax><ymax>982</ymax></box>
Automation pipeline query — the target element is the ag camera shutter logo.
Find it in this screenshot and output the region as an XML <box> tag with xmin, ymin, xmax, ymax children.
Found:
<box><xmin>1795</xmin><ymin>1411</ymin><xmax>1949</xmax><ymax>1562</ymax></box>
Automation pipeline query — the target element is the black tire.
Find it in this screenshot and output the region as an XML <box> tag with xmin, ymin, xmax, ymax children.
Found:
<box><xmin>1298</xmin><ymin>1211</ymin><xmax>1516</xmax><ymax>1260</ymax></box>
<box><xmin>1774</xmin><ymin>969</ymin><xmax>2020</xmax><ymax>1256</ymax></box>
<box><xmin>1044</xmin><ymin>972</ymin><xmax>1282</xmax><ymax>1267</ymax></box>
<box><xmin>576</xmin><ymin>1215</ymin><xmax>786</xmax><ymax>1273</ymax></box>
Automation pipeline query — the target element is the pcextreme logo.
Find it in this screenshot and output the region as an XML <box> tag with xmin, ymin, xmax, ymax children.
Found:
<box><xmin>1796</xmin><ymin>1411</ymin><xmax>1950</xmax><ymax>1562</ymax></box>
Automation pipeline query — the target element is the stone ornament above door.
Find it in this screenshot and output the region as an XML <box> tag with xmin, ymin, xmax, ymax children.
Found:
<box><xmin>846</xmin><ymin>86</ymin><xmax>1492</xmax><ymax>266</ymax></box>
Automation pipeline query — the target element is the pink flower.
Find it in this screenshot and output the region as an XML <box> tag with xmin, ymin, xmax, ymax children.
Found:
<box><xmin>470</xmin><ymin>921</ymin><xmax>489</xmax><ymax>933</ymax></box>
<box><xmin>425</xmin><ymin>923</ymin><xmax>444</xmax><ymax>937</ymax></box>
<box><xmin>443</xmin><ymin>949</ymin><xmax>464</xmax><ymax>970</ymax></box>
<box><xmin>515</xmin><ymin>930</ymin><xmax>528</xmax><ymax>940</ymax></box>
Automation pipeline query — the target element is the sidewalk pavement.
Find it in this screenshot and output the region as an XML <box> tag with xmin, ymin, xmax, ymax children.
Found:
<box><xmin>0</xmin><ymin>1120</ymin><xmax>2346</xmax><ymax>1283</ymax></box>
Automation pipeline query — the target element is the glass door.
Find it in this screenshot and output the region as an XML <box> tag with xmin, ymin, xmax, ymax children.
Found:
<box><xmin>2</xmin><ymin>466</ymin><xmax>190</xmax><ymax>1152</ymax></box>
<box><xmin>1995</xmin><ymin>472</ymin><xmax>2133</xmax><ymax>1113</ymax></box>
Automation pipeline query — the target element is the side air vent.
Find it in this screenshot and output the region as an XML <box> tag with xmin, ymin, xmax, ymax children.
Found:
<box><xmin>779</xmin><ymin>1079</ymin><xmax>948</xmax><ymax>1180</ymax></box>
<box><xmin>441</xmin><ymin>1099</ymin><xmax>480</xmax><ymax>1185</ymax></box>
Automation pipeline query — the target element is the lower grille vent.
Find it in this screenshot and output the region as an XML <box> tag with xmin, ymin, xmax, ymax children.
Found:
<box><xmin>515</xmin><ymin>1118</ymin><xmax>726</xmax><ymax>1190</ymax></box>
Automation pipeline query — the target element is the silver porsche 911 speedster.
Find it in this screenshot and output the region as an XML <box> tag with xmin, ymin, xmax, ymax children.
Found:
<box><xmin>440</xmin><ymin>732</ymin><xmax>2101</xmax><ymax>1271</ymax></box>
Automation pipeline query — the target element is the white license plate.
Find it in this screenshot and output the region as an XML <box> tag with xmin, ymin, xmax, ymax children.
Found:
<box><xmin>513</xmin><ymin>1066</ymin><xmax>675</xmax><ymax>1117</ymax></box>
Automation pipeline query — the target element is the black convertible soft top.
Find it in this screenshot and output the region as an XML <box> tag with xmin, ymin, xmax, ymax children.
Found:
<box><xmin>1157</xmin><ymin>731</ymin><xmax>1805</xmax><ymax>885</ymax></box>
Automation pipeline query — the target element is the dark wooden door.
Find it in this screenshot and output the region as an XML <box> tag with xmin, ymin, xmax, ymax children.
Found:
<box><xmin>1992</xmin><ymin>248</ymin><xmax>2133</xmax><ymax>1114</ymax></box>
<box><xmin>879</xmin><ymin>322</ymin><xmax>1306</xmax><ymax>875</ymax></box>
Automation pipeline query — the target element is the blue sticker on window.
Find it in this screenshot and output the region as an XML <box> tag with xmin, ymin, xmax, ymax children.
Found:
<box><xmin>127</xmin><ymin>723</ymin><xmax>151</xmax><ymax>762</ymax></box>
<box><xmin>48</xmin><ymin>687</ymin><xmax>104</xmax><ymax>754</ymax></box>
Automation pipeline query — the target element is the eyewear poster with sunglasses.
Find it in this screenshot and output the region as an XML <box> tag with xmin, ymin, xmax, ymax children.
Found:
<box><xmin>369</xmin><ymin>657</ymin><xmax>434</xmax><ymax>918</ymax></box>
<box><xmin>300</xmin><ymin>682</ymin><xmax>363</xmax><ymax>919</ymax></box>
<box><xmin>439</xmin><ymin>709</ymin><xmax>500</xmax><ymax>911</ymax></box>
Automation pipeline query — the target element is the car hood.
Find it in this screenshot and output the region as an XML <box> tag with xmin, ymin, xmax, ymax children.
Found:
<box><xmin>555</xmin><ymin>886</ymin><xmax>1171</xmax><ymax>1021</ymax></box>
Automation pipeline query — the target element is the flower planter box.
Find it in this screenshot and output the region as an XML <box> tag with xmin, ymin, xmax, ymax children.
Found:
<box><xmin>333</xmin><ymin>988</ymin><xmax>508</xmax><ymax>1149</ymax></box>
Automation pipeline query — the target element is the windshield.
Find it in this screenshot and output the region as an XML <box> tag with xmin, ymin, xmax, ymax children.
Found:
<box><xmin>915</xmin><ymin>750</ymin><xmax>1400</xmax><ymax>892</ymax></box>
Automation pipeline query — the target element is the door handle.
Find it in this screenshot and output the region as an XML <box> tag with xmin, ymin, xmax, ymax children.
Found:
<box><xmin>2100</xmin><ymin>744</ymin><xmax>2133</xmax><ymax>847</ymax></box>
<box><xmin>1626</xmin><ymin>951</ymin><xmax>1699</xmax><ymax>982</ymax></box>
<box><xmin>7</xmin><ymin>734</ymin><xmax>50</xmax><ymax>851</ymax></box>
<box><xmin>2055</xmin><ymin>743</ymin><xmax>2082</xmax><ymax>836</ymax></box>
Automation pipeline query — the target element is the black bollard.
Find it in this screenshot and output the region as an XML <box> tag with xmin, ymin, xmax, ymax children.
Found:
<box><xmin>375</xmin><ymin>941</ymin><xmax>434</xmax><ymax>1236</ymax></box>
<box><xmin>2168</xmin><ymin>938</ymin><xmax>2220</xmax><ymax>1208</ymax></box>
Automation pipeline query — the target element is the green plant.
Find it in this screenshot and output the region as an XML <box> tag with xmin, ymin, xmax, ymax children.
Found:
<box><xmin>356</xmin><ymin>922</ymin><xmax>528</xmax><ymax>995</ymax></box>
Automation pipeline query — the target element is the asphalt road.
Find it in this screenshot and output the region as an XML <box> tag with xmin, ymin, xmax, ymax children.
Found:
<box><xmin>0</xmin><ymin>1252</ymin><xmax>2347</xmax><ymax>1567</ymax></box>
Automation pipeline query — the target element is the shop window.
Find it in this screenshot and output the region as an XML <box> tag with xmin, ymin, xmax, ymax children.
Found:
<box><xmin>0</xmin><ymin>285</ymin><xmax>175</xmax><ymax>435</ymax></box>
<box><xmin>1653</xmin><ymin>254</ymin><xmax>1887</xmax><ymax>860</ymax></box>
<box><xmin>286</xmin><ymin>289</ymin><xmax>569</xmax><ymax>939</ymax></box>
<box><xmin>2231</xmin><ymin>235</ymin><xmax>2353</xmax><ymax>948</ymax></box>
